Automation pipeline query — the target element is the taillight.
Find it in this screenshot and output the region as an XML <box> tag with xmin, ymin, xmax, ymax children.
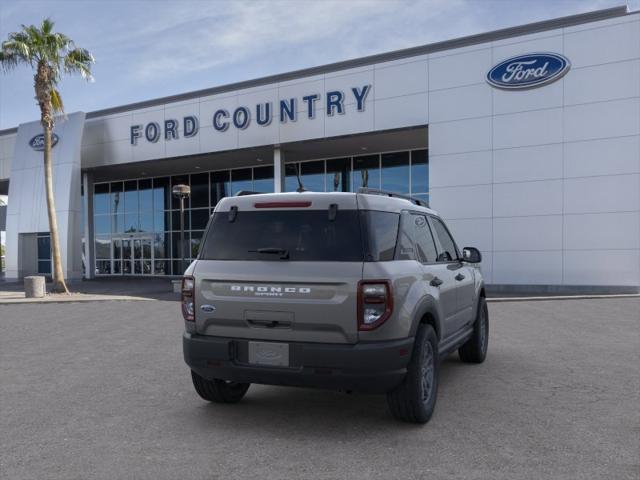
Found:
<box><xmin>358</xmin><ymin>280</ymin><xmax>393</xmax><ymax>331</ymax></box>
<box><xmin>181</xmin><ymin>276</ymin><xmax>195</xmax><ymax>321</ymax></box>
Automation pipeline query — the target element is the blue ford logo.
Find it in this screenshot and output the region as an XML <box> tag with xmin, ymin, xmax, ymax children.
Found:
<box><xmin>29</xmin><ymin>133</ymin><xmax>59</xmax><ymax>151</ymax></box>
<box><xmin>487</xmin><ymin>53</ymin><xmax>570</xmax><ymax>90</ymax></box>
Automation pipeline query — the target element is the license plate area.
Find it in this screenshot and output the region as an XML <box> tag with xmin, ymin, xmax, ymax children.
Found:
<box><xmin>248</xmin><ymin>341</ymin><xmax>290</xmax><ymax>367</ymax></box>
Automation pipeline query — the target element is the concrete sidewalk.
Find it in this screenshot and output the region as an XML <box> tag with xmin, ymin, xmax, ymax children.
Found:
<box><xmin>0</xmin><ymin>277</ymin><xmax>179</xmax><ymax>303</ymax></box>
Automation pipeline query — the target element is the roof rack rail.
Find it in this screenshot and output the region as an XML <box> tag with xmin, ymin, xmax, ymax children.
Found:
<box><xmin>357</xmin><ymin>187</ymin><xmax>429</xmax><ymax>208</ymax></box>
<box><xmin>234</xmin><ymin>190</ymin><xmax>265</xmax><ymax>196</ymax></box>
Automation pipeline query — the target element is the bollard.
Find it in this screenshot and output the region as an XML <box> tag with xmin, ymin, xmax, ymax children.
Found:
<box><xmin>24</xmin><ymin>276</ymin><xmax>46</xmax><ymax>298</ymax></box>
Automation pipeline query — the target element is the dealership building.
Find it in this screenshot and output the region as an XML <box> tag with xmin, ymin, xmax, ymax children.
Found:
<box><xmin>0</xmin><ymin>6</ymin><xmax>638</xmax><ymax>292</ymax></box>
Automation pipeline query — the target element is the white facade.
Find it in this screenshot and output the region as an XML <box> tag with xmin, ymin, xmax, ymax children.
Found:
<box><xmin>0</xmin><ymin>7</ymin><xmax>638</xmax><ymax>291</ymax></box>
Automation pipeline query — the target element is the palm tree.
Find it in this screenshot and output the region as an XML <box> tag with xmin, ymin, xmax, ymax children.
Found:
<box><xmin>0</xmin><ymin>19</ymin><xmax>94</xmax><ymax>293</ymax></box>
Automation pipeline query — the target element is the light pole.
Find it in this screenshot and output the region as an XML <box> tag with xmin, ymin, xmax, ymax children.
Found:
<box><xmin>172</xmin><ymin>184</ymin><xmax>191</xmax><ymax>274</ymax></box>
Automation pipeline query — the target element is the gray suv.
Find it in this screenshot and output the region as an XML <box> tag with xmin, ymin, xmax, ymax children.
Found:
<box><xmin>182</xmin><ymin>189</ymin><xmax>488</xmax><ymax>423</ymax></box>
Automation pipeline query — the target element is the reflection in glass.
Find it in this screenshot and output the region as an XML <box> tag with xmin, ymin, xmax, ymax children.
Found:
<box><xmin>112</xmin><ymin>239</ymin><xmax>122</xmax><ymax>260</ymax></box>
<box><xmin>111</xmin><ymin>213</ymin><xmax>124</xmax><ymax>234</ymax></box>
<box><xmin>37</xmin><ymin>235</ymin><xmax>51</xmax><ymax>259</ymax></box>
<box><xmin>253</xmin><ymin>166</ymin><xmax>274</xmax><ymax>193</ymax></box>
<box><xmin>113</xmin><ymin>261</ymin><xmax>122</xmax><ymax>274</ymax></box>
<box><xmin>231</xmin><ymin>168</ymin><xmax>252</xmax><ymax>195</ymax></box>
<box><xmin>138</xmin><ymin>178</ymin><xmax>153</xmax><ymax>211</ymax></box>
<box><xmin>38</xmin><ymin>260</ymin><xmax>52</xmax><ymax>274</ymax></box>
<box><xmin>153</xmin><ymin>177</ymin><xmax>170</xmax><ymax>211</ymax></box>
<box><xmin>411</xmin><ymin>149</ymin><xmax>428</xmax><ymax>194</ymax></box>
<box><xmin>301</xmin><ymin>161</ymin><xmax>325</xmax><ymax>192</ymax></box>
<box><xmin>95</xmin><ymin>236</ymin><xmax>111</xmax><ymax>259</ymax></box>
<box><xmin>124</xmin><ymin>180</ymin><xmax>138</xmax><ymax>212</ymax></box>
<box><xmin>285</xmin><ymin>163</ymin><xmax>300</xmax><ymax>192</ymax></box>
<box><xmin>110</xmin><ymin>182</ymin><xmax>123</xmax><ymax>219</ymax></box>
<box><xmin>94</xmin><ymin>183</ymin><xmax>110</xmax><ymax>215</ymax></box>
<box><xmin>139</xmin><ymin>212</ymin><xmax>153</xmax><ymax>232</ymax></box>
<box><xmin>153</xmin><ymin>211</ymin><xmax>168</xmax><ymax>232</ymax></box>
<box><xmin>124</xmin><ymin>212</ymin><xmax>138</xmax><ymax>232</ymax></box>
<box><xmin>171</xmin><ymin>210</ymin><xmax>190</xmax><ymax>232</ymax></box>
<box><xmin>190</xmin><ymin>231</ymin><xmax>203</xmax><ymax>257</ymax></box>
<box><xmin>96</xmin><ymin>260</ymin><xmax>111</xmax><ymax>275</ymax></box>
<box><xmin>154</xmin><ymin>233</ymin><xmax>168</xmax><ymax>258</ymax></box>
<box><xmin>381</xmin><ymin>152</ymin><xmax>410</xmax><ymax>193</ymax></box>
<box><xmin>326</xmin><ymin>158</ymin><xmax>350</xmax><ymax>192</ymax></box>
<box><xmin>154</xmin><ymin>260</ymin><xmax>169</xmax><ymax>275</ymax></box>
<box><xmin>123</xmin><ymin>261</ymin><xmax>132</xmax><ymax>274</ymax></box>
<box><xmin>353</xmin><ymin>155</ymin><xmax>380</xmax><ymax>191</ymax></box>
<box><xmin>94</xmin><ymin>215</ymin><xmax>111</xmax><ymax>235</ymax></box>
<box><xmin>211</xmin><ymin>171</ymin><xmax>230</xmax><ymax>206</ymax></box>
<box><xmin>190</xmin><ymin>173</ymin><xmax>209</xmax><ymax>208</ymax></box>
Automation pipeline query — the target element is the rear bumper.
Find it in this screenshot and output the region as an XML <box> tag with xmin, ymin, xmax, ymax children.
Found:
<box><xmin>183</xmin><ymin>333</ymin><xmax>414</xmax><ymax>393</ymax></box>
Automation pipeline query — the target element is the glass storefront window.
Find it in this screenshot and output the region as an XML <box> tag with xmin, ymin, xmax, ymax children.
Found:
<box><xmin>411</xmin><ymin>149</ymin><xmax>428</xmax><ymax>195</ymax></box>
<box><xmin>124</xmin><ymin>180</ymin><xmax>138</xmax><ymax>213</ymax></box>
<box><xmin>253</xmin><ymin>166</ymin><xmax>274</xmax><ymax>193</ymax></box>
<box><xmin>190</xmin><ymin>173</ymin><xmax>209</xmax><ymax>208</ymax></box>
<box><xmin>94</xmin><ymin>183</ymin><xmax>110</xmax><ymax>215</ymax></box>
<box><xmin>210</xmin><ymin>171</ymin><xmax>230</xmax><ymax>207</ymax></box>
<box><xmin>153</xmin><ymin>211</ymin><xmax>169</xmax><ymax>232</ymax></box>
<box><xmin>231</xmin><ymin>168</ymin><xmax>252</xmax><ymax>195</ymax></box>
<box><xmin>353</xmin><ymin>154</ymin><xmax>380</xmax><ymax>191</ymax></box>
<box><xmin>326</xmin><ymin>158</ymin><xmax>350</xmax><ymax>192</ymax></box>
<box><xmin>381</xmin><ymin>151</ymin><xmax>410</xmax><ymax>194</ymax></box>
<box><xmin>171</xmin><ymin>210</ymin><xmax>190</xmax><ymax>232</ymax></box>
<box><xmin>301</xmin><ymin>161</ymin><xmax>325</xmax><ymax>192</ymax></box>
<box><xmin>91</xmin><ymin>148</ymin><xmax>428</xmax><ymax>275</ymax></box>
<box><xmin>285</xmin><ymin>164</ymin><xmax>301</xmax><ymax>192</ymax></box>
<box><xmin>153</xmin><ymin>177</ymin><xmax>171</xmax><ymax>211</ymax></box>
<box><xmin>95</xmin><ymin>236</ymin><xmax>111</xmax><ymax>259</ymax></box>
<box><xmin>139</xmin><ymin>178</ymin><xmax>153</xmax><ymax>212</ymax></box>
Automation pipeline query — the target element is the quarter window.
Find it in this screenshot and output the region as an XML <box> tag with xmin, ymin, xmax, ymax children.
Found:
<box><xmin>396</xmin><ymin>212</ymin><xmax>438</xmax><ymax>263</ymax></box>
<box><xmin>430</xmin><ymin>217</ymin><xmax>458</xmax><ymax>262</ymax></box>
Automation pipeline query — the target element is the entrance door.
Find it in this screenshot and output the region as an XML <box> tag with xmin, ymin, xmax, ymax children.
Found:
<box><xmin>115</xmin><ymin>237</ymin><xmax>153</xmax><ymax>275</ymax></box>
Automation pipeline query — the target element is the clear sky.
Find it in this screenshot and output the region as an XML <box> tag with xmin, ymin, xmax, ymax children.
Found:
<box><xmin>0</xmin><ymin>0</ymin><xmax>635</xmax><ymax>130</ymax></box>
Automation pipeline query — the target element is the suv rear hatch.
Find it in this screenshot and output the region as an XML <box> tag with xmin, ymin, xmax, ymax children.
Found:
<box><xmin>193</xmin><ymin>193</ymin><xmax>363</xmax><ymax>344</ymax></box>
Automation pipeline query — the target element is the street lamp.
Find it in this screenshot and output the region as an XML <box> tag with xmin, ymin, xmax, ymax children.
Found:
<box><xmin>172</xmin><ymin>184</ymin><xmax>191</xmax><ymax>274</ymax></box>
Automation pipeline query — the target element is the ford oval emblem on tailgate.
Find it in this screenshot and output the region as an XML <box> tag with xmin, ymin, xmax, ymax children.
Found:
<box><xmin>200</xmin><ymin>304</ymin><xmax>216</xmax><ymax>312</ymax></box>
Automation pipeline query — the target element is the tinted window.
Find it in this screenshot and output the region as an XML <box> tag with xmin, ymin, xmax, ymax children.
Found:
<box><xmin>200</xmin><ymin>210</ymin><xmax>363</xmax><ymax>262</ymax></box>
<box><xmin>362</xmin><ymin>211</ymin><xmax>399</xmax><ymax>261</ymax></box>
<box><xmin>396</xmin><ymin>213</ymin><xmax>438</xmax><ymax>263</ymax></box>
<box><xmin>430</xmin><ymin>217</ymin><xmax>458</xmax><ymax>262</ymax></box>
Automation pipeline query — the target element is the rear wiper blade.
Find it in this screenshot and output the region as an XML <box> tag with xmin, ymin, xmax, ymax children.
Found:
<box><xmin>248</xmin><ymin>247</ymin><xmax>290</xmax><ymax>259</ymax></box>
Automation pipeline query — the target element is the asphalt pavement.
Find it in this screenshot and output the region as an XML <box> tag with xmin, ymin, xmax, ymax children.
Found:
<box><xmin>1</xmin><ymin>297</ymin><xmax>638</xmax><ymax>479</ymax></box>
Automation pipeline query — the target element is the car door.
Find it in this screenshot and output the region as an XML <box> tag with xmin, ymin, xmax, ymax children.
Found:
<box><xmin>428</xmin><ymin>216</ymin><xmax>475</xmax><ymax>333</ymax></box>
<box><xmin>397</xmin><ymin>211</ymin><xmax>459</xmax><ymax>339</ymax></box>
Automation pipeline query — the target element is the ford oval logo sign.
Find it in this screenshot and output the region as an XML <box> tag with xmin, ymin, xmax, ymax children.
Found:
<box><xmin>29</xmin><ymin>133</ymin><xmax>59</xmax><ymax>151</ymax></box>
<box><xmin>487</xmin><ymin>53</ymin><xmax>570</xmax><ymax>90</ymax></box>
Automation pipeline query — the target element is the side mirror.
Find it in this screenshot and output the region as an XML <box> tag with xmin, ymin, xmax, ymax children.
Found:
<box><xmin>462</xmin><ymin>247</ymin><xmax>482</xmax><ymax>263</ymax></box>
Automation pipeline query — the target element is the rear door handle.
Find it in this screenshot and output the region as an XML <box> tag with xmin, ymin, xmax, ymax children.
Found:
<box><xmin>455</xmin><ymin>273</ymin><xmax>465</xmax><ymax>281</ymax></box>
<box><xmin>430</xmin><ymin>277</ymin><xmax>443</xmax><ymax>287</ymax></box>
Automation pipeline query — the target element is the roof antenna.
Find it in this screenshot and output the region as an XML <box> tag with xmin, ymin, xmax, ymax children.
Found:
<box><xmin>295</xmin><ymin>164</ymin><xmax>306</xmax><ymax>192</ymax></box>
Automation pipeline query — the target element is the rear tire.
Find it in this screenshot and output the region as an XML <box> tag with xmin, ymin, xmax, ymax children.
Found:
<box><xmin>386</xmin><ymin>324</ymin><xmax>439</xmax><ymax>424</ymax></box>
<box><xmin>191</xmin><ymin>370</ymin><xmax>250</xmax><ymax>403</ymax></box>
<box><xmin>458</xmin><ymin>296</ymin><xmax>489</xmax><ymax>364</ymax></box>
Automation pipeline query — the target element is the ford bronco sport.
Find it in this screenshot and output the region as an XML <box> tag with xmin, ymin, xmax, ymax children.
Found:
<box><xmin>182</xmin><ymin>189</ymin><xmax>488</xmax><ymax>423</ymax></box>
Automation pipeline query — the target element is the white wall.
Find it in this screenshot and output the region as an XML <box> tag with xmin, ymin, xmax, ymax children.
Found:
<box><xmin>0</xmin><ymin>133</ymin><xmax>15</xmax><ymax>181</ymax></box>
<box><xmin>4</xmin><ymin>113</ymin><xmax>85</xmax><ymax>280</ymax></box>
<box><xmin>429</xmin><ymin>13</ymin><xmax>640</xmax><ymax>288</ymax></box>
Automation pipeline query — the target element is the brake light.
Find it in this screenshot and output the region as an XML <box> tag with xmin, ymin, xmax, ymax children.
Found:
<box><xmin>254</xmin><ymin>201</ymin><xmax>312</xmax><ymax>208</ymax></box>
<box><xmin>181</xmin><ymin>276</ymin><xmax>195</xmax><ymax>321</ymax></box>
<box><xmin>358</xmin><ymin>280</ymin><xmax>393</xmax><ymax>331</ymax></box>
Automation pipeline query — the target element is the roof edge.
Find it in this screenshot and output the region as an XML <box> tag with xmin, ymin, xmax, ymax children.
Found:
<box><xmin>0</xmin><ymin>5</ymin><xmax>632</xmax><ymax>135</ymax></box>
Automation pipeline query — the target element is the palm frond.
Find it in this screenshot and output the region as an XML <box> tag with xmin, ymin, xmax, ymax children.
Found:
<box><xmin>64</xmin><ymin>47</ymin><xmax>94</xmax><ymax>81</ymax></box>
<box><xmin>50</xmin><ymin>88</ymin><xmax>64</xmax><ymax>114</ymax></box>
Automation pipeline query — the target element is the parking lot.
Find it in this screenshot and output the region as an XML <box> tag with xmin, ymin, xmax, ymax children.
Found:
<box><xmin>1</xmin><ymin>297</ymin><xmax>638</xmax><ymax>479</ymax></box>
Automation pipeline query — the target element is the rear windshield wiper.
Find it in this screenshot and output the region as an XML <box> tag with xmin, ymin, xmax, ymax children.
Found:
<box><xmin>248</xmin><ymin>247</ymin><xmax>290</xmax><ymax>260</ymax></box>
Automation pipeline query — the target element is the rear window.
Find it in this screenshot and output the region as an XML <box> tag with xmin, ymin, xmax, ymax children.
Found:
<box><xmin>200</xmin><ymin>210</ymin><xmax>364</xmax><ymax>261</ymax></box>
<box><xmin>199</xmin><ymin>209</ymin><xmax>401</xmax><ymax>262</ymax></box>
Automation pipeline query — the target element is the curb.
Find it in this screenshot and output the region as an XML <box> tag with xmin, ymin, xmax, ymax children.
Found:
<box><xmin>487</xmin><ymin>293</ymin><xmax>640</xmax><ymax>303</ymax></box>
<box><xmin>0</xmin><ymin>295</ymin><xmax>158</xmax><ymax>305</ymax></box>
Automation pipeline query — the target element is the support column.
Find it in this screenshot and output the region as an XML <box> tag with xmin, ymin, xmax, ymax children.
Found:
<box><xmin>273</xmin><ymin>146</ymin><xmax>285</xmax><ymax>193</ymax></box>
<box><xmin>82</xmin><ymin>171</ymin><xmax>95</xmax><ymax>279</ymax></box>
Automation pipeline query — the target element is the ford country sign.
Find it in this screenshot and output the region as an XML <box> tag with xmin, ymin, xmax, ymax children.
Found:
<box><xmin>29</xmin><ymin>133</ymin><xmax>59</xmax><ymax>151</ymax></box>
<box><xmin>487</xmin><ymin>53</ymin><xmax>570</xmax><ymax>90</ymax></box>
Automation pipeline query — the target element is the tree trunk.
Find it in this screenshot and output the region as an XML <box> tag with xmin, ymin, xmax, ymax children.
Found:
<box><xmin>43</xmin><ymin>123</ymin><xmax>68</xmax><ymax>293</ymax></box>
<box><xmin>35</xmin><ymin>63</ymin><xmax>69</xmax><ymax>294</ymax></box>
